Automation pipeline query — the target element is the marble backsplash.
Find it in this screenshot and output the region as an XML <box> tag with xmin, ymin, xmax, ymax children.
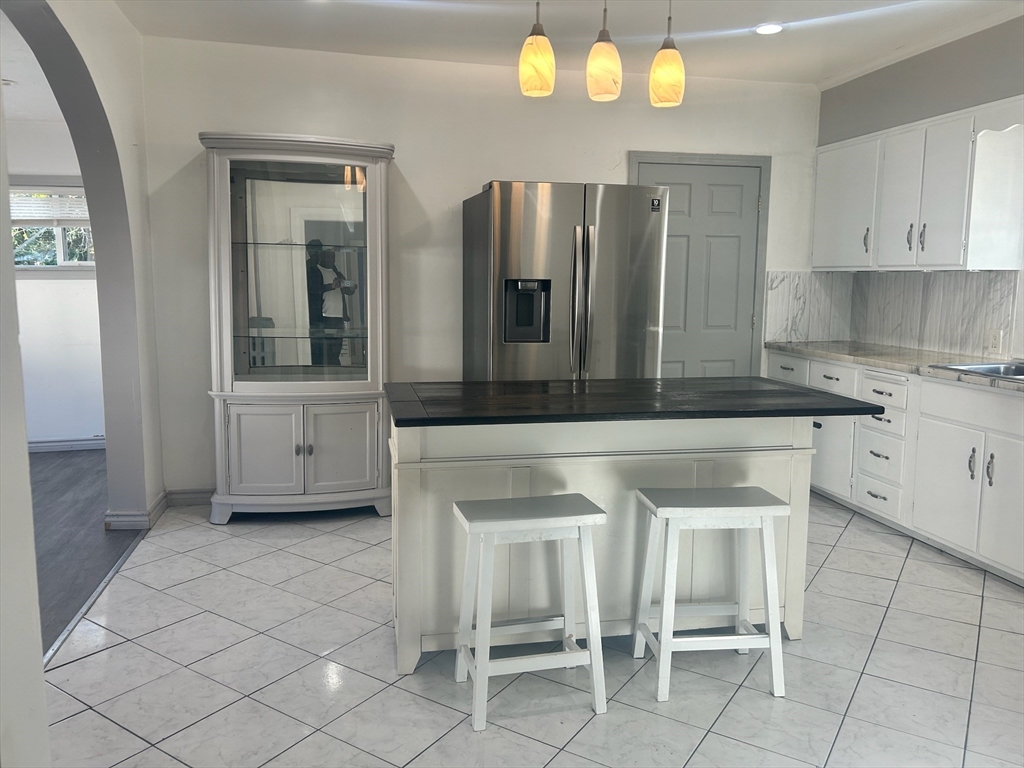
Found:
<box><xmin>765</xmin><ymin>269</ymin><xmax>1020</xmax><ymax>359</ymax></box>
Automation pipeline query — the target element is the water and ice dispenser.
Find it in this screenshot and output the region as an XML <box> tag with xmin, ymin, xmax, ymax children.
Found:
<box><xmin>503</xmin><ymin>279</ymin><xmax>551</xmax><ymax>343</ymax></box>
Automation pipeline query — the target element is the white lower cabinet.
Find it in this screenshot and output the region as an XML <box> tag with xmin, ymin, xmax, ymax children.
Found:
<box><xmin>228</xmin><ymin>405</ymin><xmax>305</xmax><ymax>495</ymax></box>
<box><xmin>811</xmin><ymin>417</ymin><xmax>855</xmax><ymax>498</ymax></box>
<box><xmin>977</xmin><ymin>434</ymin><xmax>1024</xmax><ymax>576</ymax></box>
<box><xmin>228</xmin><ymin>402</ymin><xmax>378</xmax><ymax>497</ymax></box>
<box><xmin>912</xmin><ymin>417</ymin><xmax>984</xmax><ymax>552</ymax></box>
<box><xmin>305</xmin><ymin>403</ymin><xmax>378</xmax><ymax>494</ymax></box>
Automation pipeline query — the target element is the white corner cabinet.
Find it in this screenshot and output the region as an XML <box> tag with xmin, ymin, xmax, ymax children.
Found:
<box><xmin>811</xmin><ymin>96</ymin><xmax>1024</xmax><ymax>271</ymax></box>
<box><xmin>768</xmin><ymin>351</ymin><xmax>1023</xmax><ymax>582</ymax></box>
<box><xmin>201</xmin><ymin>132</ymin><xmax>394</xmax><ymax>524</ymax></box>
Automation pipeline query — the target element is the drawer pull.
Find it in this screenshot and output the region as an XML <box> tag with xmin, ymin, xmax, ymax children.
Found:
<box><xmin>871</xmin><ymin>415</ymin><xmax>891</xmax><ymax>424</ymax></box>
<box><xmin>987</xmin><ymin>453</ymin><xmax>994</xmax><ymax>487</ymax></box>
<box><xmin>869</xmin><ymin>450</ymin><xmax>890</xmax><ymax>461</ymax></box>
<box><xmin>871</xmin><ymin>388</ymin><xmax>892</xmax><ymax>397</ymax></box>
<box><xmin>822</xmin><ymin>374</ymin><xmax>839</xmax><ymax>382</ymax></box>
<box><xmin>780</xmin><ymin>365</ymin><xmax>795</xmax><ymax>372</ymax></box>
<box><xmin>813</xmin><ymin>421</ymin><xmax>822</xmax><ymax>429</ymax></box>
<box><xmin>968</xmin><ymin>447</ymin><xmax>976</xmax><ymax>480</ymax></box>
<box><xmin>867</xmin><ymin>490</ymin><xmax>888</xmax><ymax>502</ymax></box>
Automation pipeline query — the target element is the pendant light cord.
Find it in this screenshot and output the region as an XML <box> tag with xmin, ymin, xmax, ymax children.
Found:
<box><xmin>602</xmin><ymin>0</ymin><xmax>608</xmax><ymax>32</ymax></box>
<box><xmin>536</xmin><ymin>0</ymin><xmax>540</xmax><ymax>25</ymax></box>
<box><xmin>667</xmin><ymin>0</ymin><xmax>673</xmax><ymax>37</ymax></box>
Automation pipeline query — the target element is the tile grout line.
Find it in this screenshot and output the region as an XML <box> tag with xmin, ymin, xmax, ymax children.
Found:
<box><xmin>962</xmin><ymin>570</ymin><xmax>987</xmax><ymax>768</ymax></box>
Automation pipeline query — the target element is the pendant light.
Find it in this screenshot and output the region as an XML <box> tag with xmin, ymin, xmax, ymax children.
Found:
<box><xmin>586</xmin><ymin>0</ymin><xmax>622</xmax><ymax>102</ymax></box>
<box><xmin>649</xmin><ymin>0</ymin><xmax>685</xmax><ymax>107</ymax></box>
<box><xmin>519</xmin><ymin>1</ymin><xmax>555</xmax><ymax>97</ymax></box>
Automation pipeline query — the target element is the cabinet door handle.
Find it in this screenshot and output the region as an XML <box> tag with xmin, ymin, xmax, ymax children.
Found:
<box><xmin>919</xmin><ymin>222</ymin><xmax>927</xmax><ymax>251</ymax></box>
<box><xmin>867</xmin><ymin>490</ymin><xmax>888</xmax><ymax>502</ymax></box>
<box><xmin>986</xmin><ymin>453</ymin><xmax>994</xmax><ymax>486</ymax></box>
<box><xmin>863</xmin><ymin>227</ymin><xmax>870</xmax><ymax>253</ymax></box>
<box><xmin>968</xmin><ymin>446</ymin><xmax>976</xmax><ymax>480</ymax></box>
<box><xmin>780</xmin><ymin>365</ymin><xmax>795</xmax><ymax>372</ymax></box>
<box><xmin>295</xmin><ymin>444</ymin><xmax>302</xmax><ymax>456</ymax></box>
<box><xmin>813</xmin><ymin>421</ymin><xmax>822</xmax><ymax>429</ymax></box>
<box><xmin>906</xmin><ymin>223</ymin><xmax>914</xmax><ymax>251</ymax></box>
<box><xmin>823</xmin><ymin>374</ymin><xmax>839</xmax><ymax>382</ymax></box>
<box><xmin>871</xmin><ymin>415</ymin><xmax>891</xmax><ymax>424</ymax></box>
<box><xmin>307</xmin><ymin>443</ymin><xmax>314</xmax><ymax>456</ymax></box>
<box><xmin>871</xmin><ymin>388</ymin><xmax>892</xmax><ymax>397</ymax></box>
<box><xmin>869</xmin><ymin>449</ymin><xmax>890</xmax><ymax>461</ymax></box>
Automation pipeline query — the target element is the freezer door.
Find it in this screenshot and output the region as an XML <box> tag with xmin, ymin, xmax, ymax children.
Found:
<box><xmin>581</xmin><ymin>184</ymin><xmax>668</xmax><ymax>379</ymax></box>
<box><xmin>490</xmin><ymin>182</ymin><xmax>585</xmax><ymax>381</ymax></box>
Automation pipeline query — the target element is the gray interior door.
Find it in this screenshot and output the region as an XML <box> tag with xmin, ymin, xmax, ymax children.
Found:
<box><xmin>637</xmin><ymin>162</ymin><xmax>761</xmax><ymax>378</ymax></box>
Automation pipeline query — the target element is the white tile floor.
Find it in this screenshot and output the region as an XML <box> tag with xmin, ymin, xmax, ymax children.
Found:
<box><xmin>44</xmin><ymin>496</ymin><xmax>1024</xmax><ymax>768</ymax></box>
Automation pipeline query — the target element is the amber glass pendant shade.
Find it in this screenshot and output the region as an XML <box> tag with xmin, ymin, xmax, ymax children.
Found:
<box><xmin>649</xmin><ymin>38</ymin><xmax>684</xmax><ymax>107</ymax></box>
<box><xmin>586</xmin><ymin>4</ymin><xmax>622</xmax><ymax>102</ymax></box>
<box><xmin>519</xmin><ymin>2</ymin><xmax>555</xmax><ymax>97</ymax></box>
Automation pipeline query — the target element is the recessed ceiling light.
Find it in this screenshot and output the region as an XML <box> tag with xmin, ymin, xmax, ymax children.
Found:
<box><xmin>754</xmin><ymin>23</ymin><xmax>785</xmax><ymax>35</ymax></box>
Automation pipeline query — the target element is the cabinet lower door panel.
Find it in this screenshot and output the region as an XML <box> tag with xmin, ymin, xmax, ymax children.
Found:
<box><xmin>977</xmin><ymin>434</ymin><xmax>1024</xmax><ymax>576</ymax></box>
<box><xmin>811</xmin><ymin>416</ymin><xmax>855</xmax><ymax>498</ymax></box>
<box><xmin>305</xmin><ymin>403</ymin><xmax>378</xmax><ymax>494</ymax></box>
<box><xmin>912</xmin><ymin>417</ymin><xmax>983</xmax><ymax>551</ymax></box>
<box><xmin>228</xmin><ymin>405</ymin><xmax>305</xmax><ymax>495</ymax></box>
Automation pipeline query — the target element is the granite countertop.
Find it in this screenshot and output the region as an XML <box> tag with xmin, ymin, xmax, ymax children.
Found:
<box><xmin>765</xmin><ymin>341</ymin><xmax>1024</xmax><ymax>394</ymax></box>
<box><xmin>385</xmin><ymin>378</ymin><xmax>883</xmax><ymax>428</ymax></box>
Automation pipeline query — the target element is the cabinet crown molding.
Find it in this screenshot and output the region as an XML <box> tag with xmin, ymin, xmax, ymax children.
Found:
<box><xmin>198</xmin><ymin>132</ymin><xmax>395</xmax><ymax>160</ymax></box>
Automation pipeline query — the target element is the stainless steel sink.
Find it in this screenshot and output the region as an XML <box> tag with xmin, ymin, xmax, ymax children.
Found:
<box><xmin>931</xmin><ymin>362</ymin><xmax>1024</xmax><ymax>381</ymax></box>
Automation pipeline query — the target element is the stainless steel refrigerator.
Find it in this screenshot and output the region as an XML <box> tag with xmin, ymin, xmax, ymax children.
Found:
<box><xmin>463</xmin><ymin>181</ymin><xmax>669</xmax><ymax>381</ymax></box>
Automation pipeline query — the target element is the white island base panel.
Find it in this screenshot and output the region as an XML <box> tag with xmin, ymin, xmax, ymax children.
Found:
<box><xmin>389</xmin><ymin>417</ymin><xmax>813</xmax><ymax>674</ymax></box>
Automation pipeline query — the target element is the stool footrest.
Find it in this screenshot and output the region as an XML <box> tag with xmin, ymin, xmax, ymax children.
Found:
<box><xmin>480</xmin><ymin>614</ymin><xmax>566</xmax><ymax>638</ymax></box>
<box><xmin>489</xmin><ymin>649</ymin><xmax>591</xmax><ymax>676</ymax></box>
<box><xmin>638</xmin><ymin>623</ymin><xmax>770</xmax><ymax>654</ymax></box>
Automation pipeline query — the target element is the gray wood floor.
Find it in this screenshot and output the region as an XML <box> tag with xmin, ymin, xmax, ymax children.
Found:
<box><xmin>30</xmin><ymin>449</ymin><xmax>137</xmax><ymax>651</ymax></box>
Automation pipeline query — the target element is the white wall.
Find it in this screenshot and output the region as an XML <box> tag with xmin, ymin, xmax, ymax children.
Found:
<box><xmin>15</xmin><ymin>272</ymin><xmax>105</xmax><ymax>443</ymax></box>
<box><xmin>0</xmin><ymin>90</ymin><xmax>51</xmax><ymax>768</ymax></box>
<box><xmin>141</xmin><ymin>36</ymin><xmax>820</xmax><ymax>492</ymax></box>
<box><xmin>49</xmin><ymin>0</ymin><xmax>165</xmax><ymax>511</ymax></box>
<box><xmin>5</xmin><ymin>119</ymin><xmax>79</xmax><ymax>177</ymax></box>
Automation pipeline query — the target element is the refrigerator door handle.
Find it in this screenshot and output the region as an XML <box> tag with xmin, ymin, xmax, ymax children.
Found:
<box><xmin>581</xmin><ymin>224</ymin><xmax>595</xmax><ymax>372</ymax></box>
<box><xmin>570</xmin><ymin>225</ymin><xmax>582</xmax><ymax>373</ymax></box>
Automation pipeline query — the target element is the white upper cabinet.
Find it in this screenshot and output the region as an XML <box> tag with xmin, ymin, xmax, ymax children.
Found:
<box><xmin>876</xmin><ymin>128</ymin><xmax>925</xmax><ymax>267</ymax></box>
<box><xmin>916</xmin><ymin>116</ymin><xmax>974</xmax><ymax>268</ymax></box>
<box><xmin>811</xmin><ymin>139</ymin><xmax>880</xmax><ymax>269</ymax></box>
<box><xmin>812</xmin><ymin>96</ymin><xmax>1023</xmax><ymax>272</ymax></box>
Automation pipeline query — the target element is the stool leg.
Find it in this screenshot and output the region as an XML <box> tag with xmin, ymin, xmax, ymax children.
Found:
<box><xmin>561</xmin><ymin>537</ymin><xmax>577</xmax><ymax>655</ymax></box>
<box><xmin>759</xmin><ymin>517</ymin><xmax>785</xmax><ymax>698</ymax></box>
<box><xmin>656</xmin><ymin>518</ymin><xmax>681</xmax><ymax>702</ymax></box>
<box><xmin>455</xmin><ymin>532</ymin><xmax>481</xmax><ymax>683</ymax></box>
<box><xmin>578</xmin><ymin>526</ymin><xmax>607</xmax><ymax>715</ymax></box>
<box><xmin>632</xmin><ymin>514</ymin><xmax>661</xmax><ymax>659</ymax></box>
<box><xmin>472</xmin><ymin>533</ymin><xmax>497</xmax><ymax>730</ymax></box>
<box><xmin>735</xmin><ymin>527</ymin><xmax>750</xmax><ymax>655</ymax></box>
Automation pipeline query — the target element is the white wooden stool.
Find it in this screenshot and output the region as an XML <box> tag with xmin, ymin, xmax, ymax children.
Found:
<box><xmin>453</xmin><ymin>493</ymin><xmax>608</xmax><ymax>731</ymax></box>
<box><xmin>632</xmin><ymin>486</ymin><xmax>789</xmax><ymax>701</ymax></box>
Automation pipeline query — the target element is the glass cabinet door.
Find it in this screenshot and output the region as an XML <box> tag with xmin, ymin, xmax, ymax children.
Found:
<box><xmin>229</xmin><ymin>160</ymin><xmax>373</xmax><ymax>384</ymax></box>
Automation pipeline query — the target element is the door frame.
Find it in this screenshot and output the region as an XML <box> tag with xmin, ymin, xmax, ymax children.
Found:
<box><xmin>628</xmin><ymin>152</ymin><xmax>771</xmax><ymax>376</ymax></box>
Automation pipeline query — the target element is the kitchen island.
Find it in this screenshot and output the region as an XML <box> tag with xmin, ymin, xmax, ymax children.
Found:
<box><xmin>385</xmin><ymin>378</ymin><xmax>882</xmax><ymax>673</ymax></box>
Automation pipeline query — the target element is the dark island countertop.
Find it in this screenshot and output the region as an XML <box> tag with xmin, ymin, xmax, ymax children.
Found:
<box><xmin>385</xmin><ymin>377</ymin><xmax>884</xmax><ymax>428</ymax></box>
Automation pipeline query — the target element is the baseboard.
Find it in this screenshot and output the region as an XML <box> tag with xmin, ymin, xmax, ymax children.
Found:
<box><xmin>28</xmin><ymin>438</ymin><xmax>105</xmax><ymax>453</ymax></box>
<box><xmin>166</xmin><ymin>488</ymin><xmax>215</xmax><ymax>507</ymax></box>
<box><xmin>104</xmin><ymin>491</ymin><xmax>167</xmax><ymax>530</ymax></box>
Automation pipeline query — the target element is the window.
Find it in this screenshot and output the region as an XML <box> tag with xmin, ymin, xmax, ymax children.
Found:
<box><xmin>10</xmin><ymin>190</ymin><xmax>93</xmax><ymax>266</ymax></box>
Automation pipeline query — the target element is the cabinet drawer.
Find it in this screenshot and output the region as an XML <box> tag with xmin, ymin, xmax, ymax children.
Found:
<box><xmin>860</xmin><ymin>375</ymin><xmax>908</xmax><ymax>410</ymax></box>
<box><xmin>767</xmin><ymin>354</ymin><xmax>810</xmax><ymax>386</ymax></box>
<box><xmin>858</xmin><ymin>429</ymin><xmax>906</xmax><ymax>485</ymax></box>
<box><xmin>856</xmin><ymin>474</ymin><xmax>902</xmax><ymax>521</ymax></box>
<box><xmin>859</xmin><ymin>410</ymin><xmax>906</xmax><ymax>437</ymax></box>
<box><xmin>809</xmin><ymin>361</ymin><xmax>857</xmax><ymax>396</ymax></box>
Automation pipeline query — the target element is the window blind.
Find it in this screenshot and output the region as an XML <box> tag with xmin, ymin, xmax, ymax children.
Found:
<box><xmin>10</xmin><ymin>190</ymin><xmax>90</xmax><ymax>227</ymax></box>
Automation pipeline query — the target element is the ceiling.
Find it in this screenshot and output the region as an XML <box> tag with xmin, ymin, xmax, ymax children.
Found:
<box><xmin>0</xmin><ymin>13</ymin><xmax>64</xmax><ymax>122</ymax></box>
<box><xmin>114</xmin><ymin>0</ymin><xmax>1023</xmax><ymax>86</ymax></box>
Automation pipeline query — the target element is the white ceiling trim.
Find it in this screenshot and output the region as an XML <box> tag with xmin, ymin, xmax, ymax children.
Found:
<box><xmin>817</xmin><ymin>5</ymin><xmax>1023</xmax><ymax>90</ymax></box>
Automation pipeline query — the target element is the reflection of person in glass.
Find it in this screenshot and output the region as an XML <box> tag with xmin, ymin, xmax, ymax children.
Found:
<box><xmin>306</xmin><ymin>239</ymin><xmax>356</xmax><ymax>366</ymax></box>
